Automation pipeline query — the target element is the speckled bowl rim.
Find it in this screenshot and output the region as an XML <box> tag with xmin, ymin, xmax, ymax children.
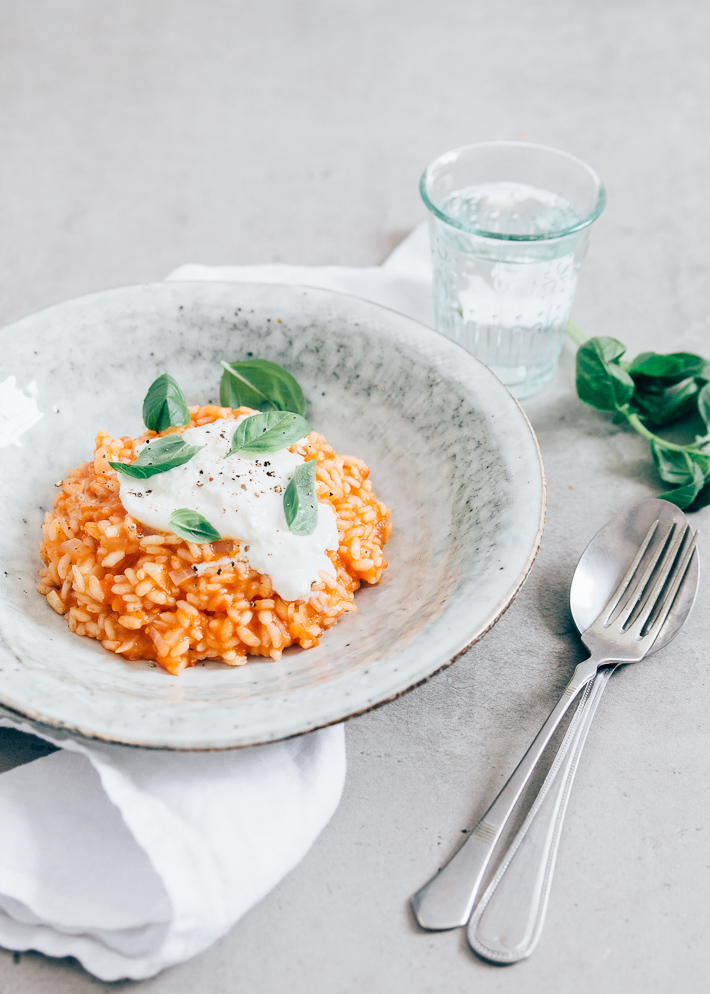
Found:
<box><xmin>0</xmin><ymin>282</ymin><xmax>546</xmax><ymax>750</ymax></box>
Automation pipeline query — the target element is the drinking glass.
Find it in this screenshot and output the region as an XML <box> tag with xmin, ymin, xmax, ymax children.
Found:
<box><xmin>421</xmin><ymin>142</ymin><xmax>605</xmax><ymax>398</ymax></box>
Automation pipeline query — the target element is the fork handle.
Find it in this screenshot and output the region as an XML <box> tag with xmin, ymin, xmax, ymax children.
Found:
<box><xmin>411</xmin><ymin>655</ymin><xmax>602</xmax><ymax>931</ymax></box>
<box><xmin>467</xmin><ymin>667</ymin><xmax>613</xmax><ymax>962</ymax></box>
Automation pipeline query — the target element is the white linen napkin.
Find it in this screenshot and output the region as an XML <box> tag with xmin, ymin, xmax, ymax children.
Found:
<box><xmin>0</xmin><ymin>223</ymin><xmax>434</xmax><ymax>981</ymax></box>
<box><xmin>166</xmin><ymin>221</ymin><xmax>434</xmax><ymax>326</ymax></box>
<box><xmin>0</xmin><ymin>714</ymin><xmax>345</xmax><ymax>981</ymax></box>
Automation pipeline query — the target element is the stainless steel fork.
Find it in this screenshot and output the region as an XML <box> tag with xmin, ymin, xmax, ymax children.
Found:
<box><xmin>411</xmin><ymin>516</ymin><xmax>697</xmax><ymax>932</ymax></box>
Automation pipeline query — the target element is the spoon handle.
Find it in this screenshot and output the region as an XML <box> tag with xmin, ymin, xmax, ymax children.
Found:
<box><xmin>467</xmin><ymin>666</ymin><xmax>613</xmax><ymax>962</ymax></box>
<box><xmin>411</xmin><ymin>655</ymin><xmax>600</xmax><ymax>931</ymax></box>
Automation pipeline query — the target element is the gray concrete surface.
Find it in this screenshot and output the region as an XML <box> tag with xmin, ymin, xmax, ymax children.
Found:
<box><xmin>1</xmin><ymin>0</ymin><xmax>709</xmax><ymax>990</ymax></box>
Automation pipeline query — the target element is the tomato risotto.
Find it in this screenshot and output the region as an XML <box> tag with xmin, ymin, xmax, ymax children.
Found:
<box><xmin>38</xmin><ymin>404</ymin><xmax>391</xmax><ymax>674</ymax></box>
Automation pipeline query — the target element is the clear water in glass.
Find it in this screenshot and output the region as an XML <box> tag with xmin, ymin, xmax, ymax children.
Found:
<box><xmin>430</xmin><ymin>181</ymin><xmax>587</xmax><ymax>398</ymax></box>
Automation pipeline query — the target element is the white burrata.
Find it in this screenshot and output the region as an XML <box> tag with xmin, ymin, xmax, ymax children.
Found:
<box><xmin>118</xmin><ymin>417</ymin><xmax>339</xmax><ymax>602</ymax></box>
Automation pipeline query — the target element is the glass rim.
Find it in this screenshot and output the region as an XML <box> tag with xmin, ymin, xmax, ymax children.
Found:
<box><xmin>420</xmin><ymin>141</ymin><xmax>606</xmax><ymax>242</ymax></box>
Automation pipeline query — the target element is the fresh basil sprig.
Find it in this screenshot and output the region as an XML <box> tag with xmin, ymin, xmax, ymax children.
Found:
<box><xmin>576</xmin><ymin>338</ymin><xmax>635</xmax><ymax>412</ymax></box>
<box><xmin>283</xmin><ymin>459</ymin><xmax>318</xmax><ymax>536</ymax></box>
<box><xmin>571</xmin><ymin>324</ymin><xmax>710</xmax><ymax>510</ymax></box>
<box><xmin>169</xmin><ymin>508</ymin><xmax>221</xmax><ymax>543</ymax></box>
<box><xmin>143</xmin><ymin>374</ymin><xmax>191</xmax><ymax>432</ymax></box>
<box><xmin>220</xmin><ymin>359</ymin><xmax>306</xmax><ymax>416</ymax></box>
<box><xmin>226</xmin><ymin>411</ymin><xmax>311</xmax><ymax>457</ymax></box>
<box><xmin>109</xmin><ymin>435</ymin><xmax>202</xmax><ymax>479</ymax></box>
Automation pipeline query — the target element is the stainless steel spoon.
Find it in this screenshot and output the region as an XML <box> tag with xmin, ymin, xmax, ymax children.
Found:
<box><xmin>411</xmin><ymin>498</ymin><xmax>699</xmax><ymax>933</ymax></box>
<box><xmin>468</xmin><ymin>498</ymin><xmax>699</xmax><ymax>962</ymax></box>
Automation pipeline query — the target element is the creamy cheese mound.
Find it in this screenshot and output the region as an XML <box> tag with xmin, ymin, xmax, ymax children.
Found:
<box><xmin>118</xmin><ymin>417</ymin><xmax>339</xmax><ymax>601</ymax></box>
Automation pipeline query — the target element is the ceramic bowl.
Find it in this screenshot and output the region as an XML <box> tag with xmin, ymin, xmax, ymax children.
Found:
<box><xmin>0</xmin><ymin>282</ymin><xmax>545</xmax><ymax>748</ymax></box>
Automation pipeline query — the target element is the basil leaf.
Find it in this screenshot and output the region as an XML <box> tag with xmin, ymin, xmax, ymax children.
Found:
<box><xmin>109</xmin><ymin>435</ymin><xmax>202</xmax><ymax>479</ymax></box>
<box><xmin>220</xmin><ymin>359</ymin><xmax>306</xmax><ymax>416</ymax></box>
<box><xmin>658</xmin><ymin>461</ymin><xmax>706</xmax><ymax>509</ymax></box>
<box><xmin>576</xmin><ymin>337</ymin><xmax>635</xmax><ymax>412</ymax></box>
<box><xmin>635</xmin><ymin>379</ymin><xmax>700</xmax><ymax>428</ymax></box>
<box><xmin>687</xmin><ymin>476</ymin><xmax>710</xmax><ymax>512</ymax></box>
<box><xmin>626</xmin><ymin>351</ymin><xmax>710</xmax><ymax>385</ymax></box>
<box><xmin>573</xmin><ymin>324</ymin><xmax>710</xmax><ymax>512</ymax></box>
<box><xmin>169</xmin><ymin>508</ymin><xmax>221</xmax><ymax>543</ymax></box>
<box><xmin>697</xmin><ymin>382</ymin><xmax>710</xmax><ymax>430</ymax></box>
<box><xmin>650</xmin><ymin>444</ymin><xmax>691</xmax><ymax>486</ymax></box>
<box><xmin>283</xmin><ymin>459</ymin><xmax>318</xmax><ymax>536</ymax></box>
<box><xmin>225</xmin><ymin>411</ymin><xmax>311</xmax><ymax>457</ymax></box>
<box><xmin>650</xmin><ymin>443</ymin><xmax>710</xmax><ymax>486</ymax></box>
<box><xmin>143</xmin><ymin>374</ymin><xmax>191</xmax><ymax>432</ymax></box>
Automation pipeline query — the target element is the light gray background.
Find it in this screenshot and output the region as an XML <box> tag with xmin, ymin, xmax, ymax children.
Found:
<box><xmin>1</xmin><ymin>1</ymin><xmax>708</xmax><ymax>991</ymax></box>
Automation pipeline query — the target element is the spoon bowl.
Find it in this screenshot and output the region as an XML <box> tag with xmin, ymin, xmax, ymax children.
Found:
<box><xmin>569</xmin><ymin>497</ymin><xmax>699</xmax><ymax>650</ymax></box>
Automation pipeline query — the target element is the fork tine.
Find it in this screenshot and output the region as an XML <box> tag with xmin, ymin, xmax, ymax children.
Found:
<box><xmin>626</xmin><ymin>523</ymin><xmax>690</xmax><ymax>635</ymax></box>
<box><xmin>613</xmin><ymin>521</ymin><xmax>675</xmax><ymax>629</ymax></box>
<box><xmin>600</xmin><ymin>518</ymin><xmax>659</xmax><ymax>626</ymax></box>
<box><xmin>639</xmin><ymin>530</ymin><xmax>698</xmax><ymax>645</ymax></box>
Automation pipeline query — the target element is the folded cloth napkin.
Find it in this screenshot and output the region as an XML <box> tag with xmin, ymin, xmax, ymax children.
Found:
<box><xmin>0</xmin><ymin>714</ymin><xmax>345</xmax><ymax>981</ymax></box>
<box><xmin>0</xmin><ymin>223</ymin><xmax>434</xmax><ymax>981</ymax></box>
<box><xmin>167</xmin><ymin>221</ymin><xmax>434</xmax><ymax>326</ymax></box>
